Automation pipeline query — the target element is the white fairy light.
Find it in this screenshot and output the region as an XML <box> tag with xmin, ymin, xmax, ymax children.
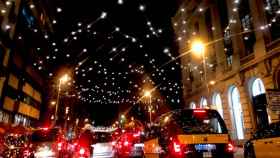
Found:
<box><xmin>115</xmin><ymin>27</ymin><xmax>120</xmax><ymax>32</ymax></box>
<box><xmin>139</xmin><ymin>5</ymin><xmax>145</xmax><ymax>11</ymax></box>
<box><xmin>57</xmin><ymin>7</ymin><xmax>62</xmax><ymax>13</ymax></box>
<box><xmin>118</xmin><ymin>0</ymin><xmax>123</xmax><ymax>5</ymax></box>
<box><xmin>100</xmin><ymin>12</ymin><xmax>107</xmax><ymax>19</ymax></box>
<box><xmin>1</xmin><ymin>9</ymin><xmax>6</xmax><ymax>14</ymax></box>
<box><xmin>5</xmin><ymin>25</ymin><xmax>11</xmax><ymax>30</ymax></box>
<box><xmin>5</xmin><ymin>1</ymin><xmax>11</xmax><ymax>6</ymax></box>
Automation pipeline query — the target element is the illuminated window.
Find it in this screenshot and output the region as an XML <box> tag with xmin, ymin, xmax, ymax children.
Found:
<box><xmin>264</xmin><ymin>0</ymin><xmax>280</xmax><ymax>40</ymax></box>
<box><xmin>212</xmin><ymin>93</ymin><xmax>224</xmax><ymax>118</ymax></box>
<box><xmin>238</xmin><ymin>0</ymin><xmax>256</xmax><ymax>55</ymax></box>
<box><xmin>252</xmin><ymin>78</ymin><xmax>266</xmax><ymax>97</ymax></box>
<box><xmin>200</xmin><ymin>97</ymin><xmax>208</xmax><ymax>108</ymax></box>
<box><xmin>229</xmin><ymin>86</ymin><xmax>244</xmax><ymax>139</ymax></box>
<box><xmin>190</xmin><ymin>102</ymin><xmax>196</xmax><ymax>109</ymax></box>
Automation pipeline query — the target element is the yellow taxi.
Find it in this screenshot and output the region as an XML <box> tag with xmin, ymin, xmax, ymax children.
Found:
<box><xmin>143</xmin><ymin>109</ymin><xmax>234</xmax><ymax>158</ymax></box>
<box><xmin>244</xmin><ymin>121</ymin><xmax>280</xmax><ymax>158</ymax></box>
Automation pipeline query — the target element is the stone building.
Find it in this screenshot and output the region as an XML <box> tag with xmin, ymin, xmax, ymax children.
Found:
<box><xmin>173</xmin><ymin>0</ymin><xmax>280</xmax><ymax>141</ymax></box>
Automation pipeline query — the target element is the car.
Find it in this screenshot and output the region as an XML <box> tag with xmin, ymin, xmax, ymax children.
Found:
<box><xmin>244</xmin><ymin>121</ymin><xmax>280</xmax><ymax>158</ymax></box>
<box><xmin>29</xmin><ymin>127</ymin><xmax>67</xmax><ymax>158</ymax></box>
<box><xmin>143</xmin><ymin>109</ymin><xmax>234</xmax><ymax>158</ymax></box>
<box><xmin>115</xmin><ymin>130</ymin><xmax>145</xmax><ymax>158</ymax></box>
<box><xmin>73</xmin><ymin>129</ymin><xmax>94</xmax><ymax>158</ymax></box>
<box><xmin>91</xmin><ymin>131</ymin><xmax>117</xmax><ymax>158</ymax></box>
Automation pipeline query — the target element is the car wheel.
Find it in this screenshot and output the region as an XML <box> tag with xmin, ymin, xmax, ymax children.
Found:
<box><xmin>245</xmin><ymin>145</ymin><xmax>256</xmax><ymax>158</ymax></box>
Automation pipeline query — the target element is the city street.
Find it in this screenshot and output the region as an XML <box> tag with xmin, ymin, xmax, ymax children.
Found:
<box><xmin>1</xmin><ymin>0</ymin><xmax>280</xmax><ymax>157</ymax></box>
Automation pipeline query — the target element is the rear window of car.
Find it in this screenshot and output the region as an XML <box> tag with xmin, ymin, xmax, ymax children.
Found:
<box><xmin>161</xmin><ymin>110</ymin><xmax>228</xmax><ymax>134</ymax></box>
<box><xmin>94</xmin><ymin>132</ymin><xmax>112</xmax><ymax>143</ymax></box>
<box><xmin>31</xmin><ymin>128</ymin><xmax>59</xmax><ymax>142</ymax></box>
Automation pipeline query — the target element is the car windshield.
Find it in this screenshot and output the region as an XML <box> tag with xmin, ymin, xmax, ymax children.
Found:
<box><xmin>94</xmin><ymin>132</ymin><xmax>112</xmax><ymax>143</ymax></box>
<box><xmin>31</xmin><ymin>128</ymin><xmax>59</xmax><ymax>142</ymax></box>
<box><xmin>165</xmin><ymin>110</ymin><xmax>227</xmax><ymax>134</ymax></box>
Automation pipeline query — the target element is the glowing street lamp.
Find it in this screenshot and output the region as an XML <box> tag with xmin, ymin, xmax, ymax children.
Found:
<box><xmin>144</xmin><ymin>90</ymin><xmax>152</xmax><ymax>123</ymax></box>
<box><xmin>54</xmin><ymin>74</ymin><xmax>71</xmax><ymax>124</ymax></box>
<box><xmin>191</xmin><ymin>40</ymin><xmax>209</xmax><ymax>91</ymax></box>
<box><xmin>51</xmin><ymin>101</ymin><xmax>56</xmax><ymax>106</ymax></box>
<box><xmin>144</xmin><ymin>91</ymin><xmax>151</xmax><ymax>97</ymax></box>
<box><xmin>191</xmin><ymin>40</ymin><xmax>205</xmax><ymax>57</ymax></box>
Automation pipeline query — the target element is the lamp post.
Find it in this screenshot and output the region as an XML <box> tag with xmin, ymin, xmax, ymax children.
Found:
<box><xmin>54</xmin><ymin>74</ymin><xmax>70</xmax><ymax>124</ymax></box>
<box><xmin>144</xmin><ymin>91</ymin><xmax>152</xmax><ymax>124</ymax></box>
<box><xmin>191</xmin><ymin>40</ymin><xmax>209</xmax><ymax>91</ymax></box>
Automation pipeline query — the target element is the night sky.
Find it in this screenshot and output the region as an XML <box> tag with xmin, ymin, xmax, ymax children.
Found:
<box><xmin>19</xmin><ymin>0</ymin><xmax>183</xmax><ymax>125</ymax></box>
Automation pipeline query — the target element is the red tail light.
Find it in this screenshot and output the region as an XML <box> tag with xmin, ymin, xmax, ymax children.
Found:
<box><xmin>226</xmin><ymin>142</ymin><xmax>234</xmax><ymax>153</ymax></box>
<box><xmin>170</xmin><ymin>137</ymin><xmax>184</xmax><ymax>156</ymax></box>
<box><xmin>79</xmin><ymin>148</ymin><xmax>85</xmax><ymax>155</ymax></box>
<box><xmin>112</xmin><ymin>141</ymin><xmax>116</xmax><ymax>146</ymax></box>
<box><xmin>58</xmin><ymin>142</ymin><xmax>63</xmax><ymax>150</ymax></box>
<box><xmin>42</xmin><ymin>127</ymin><xmax>49</xmax><ymax>131</ymax></box>
<box><xmin>124</xmin><ymin>141</ymin><xmax>129</xmax><ymax>146</ymax></box>
<box><xmin>194</xmin><ymin>109</ymin><xmax>206</xmax><ymax>113</ymax></box>
<box><xmin>173</xmin><ymin>141</ymin><xmax>181</xmax><ymax>153</ymax></box>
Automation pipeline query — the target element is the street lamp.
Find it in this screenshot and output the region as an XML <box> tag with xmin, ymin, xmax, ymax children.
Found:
<box><xmin>191</xmin><ymin>40</ymin><xmax>205</xmax><ymax>56</ymax></box>
<box><xmin>54</xmin><ymin>74</ymin><xmax>70</xmax><ymax>124</ymax></box>
<box><xmin>191</xmin><ymin>40</ymin><xmax>209</xmax><ymax>91</ymax></box>
<box><xmin>144</xmin><ymin>90</ymin><xmax>152</xmax><ymax>124</ymax></box>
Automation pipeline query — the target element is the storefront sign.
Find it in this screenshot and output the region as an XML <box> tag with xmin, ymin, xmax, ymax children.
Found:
<box><xmin>266</xmin><ymin>89</ymin><xmax>280</xmax><ymax>113</ymax></box>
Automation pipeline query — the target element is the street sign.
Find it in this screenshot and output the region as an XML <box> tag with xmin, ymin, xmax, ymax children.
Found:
<box><xmin>266</xmin><ymin>89</ymin><xmax>280</xmax><ymax>113</ymax></box>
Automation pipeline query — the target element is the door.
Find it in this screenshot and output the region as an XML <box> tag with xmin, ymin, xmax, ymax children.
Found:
<box><xmin>252</xmin><ymin>94</ymin><xmax>269</xmax><ymax>129</ymax></box>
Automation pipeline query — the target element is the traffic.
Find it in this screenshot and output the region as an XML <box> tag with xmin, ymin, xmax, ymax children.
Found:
<box><xmin>0</xmin><ymin>108</ymin><xmax>280</xmax><ymax>158</ymax></box>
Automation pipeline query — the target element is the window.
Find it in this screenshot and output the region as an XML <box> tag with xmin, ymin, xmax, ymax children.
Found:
<box><xmin>194</xmin><ymin>22</ymin><xmax>200</xmax><ymax>35</ymax></box>
<box><xmin>224</xmin><ymin>29</ymin><xmax>234</xmax><ymax>66</ymax></box>
<box><xmin>0</xmin><ymin>110</ymin><xmax>10</xmax><ymax>123</ymax></box>
<box><xmin>264</xmin><ymin>0</ymin><xmax>280</xmax><ymax>40</ymax></box>
<box><xmin>252</xmin><ymin>78</ymin><xmax>266</xmax><ymax>97</ymax></box>
<box><xmin>217</xmin><ymin>0</ymin><xmax>229</xmax><ymax>30</ymax></box>
<box><xmin>200</xmin><ymin>97</ymin><xmax>208</xmax><ymax>108</ymax></box>
<box><xmin>238</xmin><ymin>0</ymin><xmax>256</xmax><ymax>56</ymax></box>
<box><xmin>190</xmin><ymin>102</ymin><xmax>196</xmax><ymax>109</ymax></box>
<box><xmin>212</xmin><ymin>93</ymin><xmax>224</xmax><ymax>118</ymax></box>
<box><xmin>229</xmin><ymin>86</ymin><xmax>244</xmax><ymax>139</ymax></box>
<box><xmin>205</xmin><ymin>9</ymin><xmax>214</xmax><ymax>41</ymax></box>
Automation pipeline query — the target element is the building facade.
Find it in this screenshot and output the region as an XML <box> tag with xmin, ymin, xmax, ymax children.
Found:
<box><xmin>173</xmin><ymin>0</ymin><xmax>280</xmax><ymax>141</ymax></box>
<box><xmin>0</xmin><ymin>0</ymin><xmax>52</xmax><ymax>127</ymax></box>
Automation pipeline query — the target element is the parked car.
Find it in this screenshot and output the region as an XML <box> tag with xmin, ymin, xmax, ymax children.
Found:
<box><xmin>29</xmin><ymin>127</ymin><xmax>67</xmax><ymax>158</ymax></box>
<box><xmin>115</xmin><ymin>130</ymin><xmax>145</xmax><ymax>158</ymax></box>
<box><xmin>91</xmin><ymin>131</ymin><xmax>117</xmax><ymax>158</ymax></box>
<box><xmin>244</xmin><ymin>121</ymin><xmax>280</xmax><ymax>158</ymax></box>
<box><xmin>143</xmin><ymin>109</ymin><xmax>234</xmax><ymax>158</ymax></box>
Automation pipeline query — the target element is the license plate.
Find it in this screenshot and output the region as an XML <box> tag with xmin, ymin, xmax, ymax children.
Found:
<box><xmin>195</xmin><ymin>144</ymin><xmax>216</xmax><ymax>151</ymax></box>
<box><xmin>134</xmin><ymin>143</ymin><xmax>144</xmax><ymax>147</ymax></box>
<box><xmin>203</xmin><ymin>152</ymin><xmax>212</xmax><ymax>158</ymax></box>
